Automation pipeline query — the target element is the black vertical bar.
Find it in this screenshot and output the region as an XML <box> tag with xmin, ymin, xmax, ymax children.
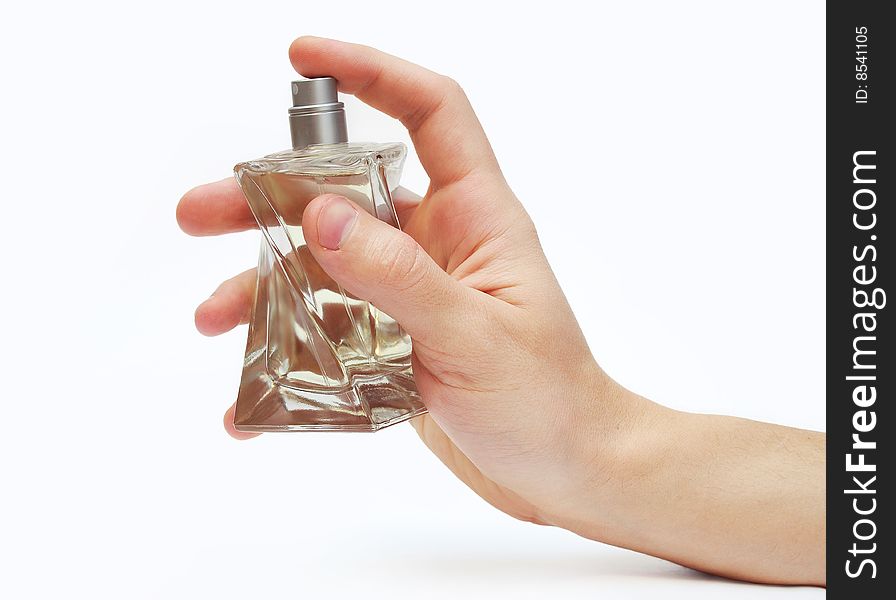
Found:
<box><xmin>827</xmin><ymin>2</ymin><xmax>892</xmax><ymax>596</ymax></box>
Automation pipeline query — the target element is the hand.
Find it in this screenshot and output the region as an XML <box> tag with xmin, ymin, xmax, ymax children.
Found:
<box><xmin>177</xmin><ymin>37</ymin><xmax>825</xmax><ymax>586</ymax></box>
<box><xmin>177</xmin><ymin>35</ymin><xmax>625</xmax><ymax>525</ymax></box>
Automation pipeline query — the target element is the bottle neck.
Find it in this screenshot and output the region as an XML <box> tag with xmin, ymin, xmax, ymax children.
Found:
<box><xmin>289</xmin><ymin>105</ymin><xmax>348</xmax><ymax>150</ymax></box>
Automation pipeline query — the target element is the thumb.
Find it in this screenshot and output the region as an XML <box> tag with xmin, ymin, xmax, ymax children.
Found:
<box><xmin>303</xmin><ymin>194</ymin><xmax>474</xmax><ymax>345</ymax></box>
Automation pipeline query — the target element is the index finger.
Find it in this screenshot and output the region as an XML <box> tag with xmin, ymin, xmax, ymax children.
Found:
<box><xmin>289</xmin><ymin>36</ymin><xmax>501</xmax><ymax>188</ymax></box>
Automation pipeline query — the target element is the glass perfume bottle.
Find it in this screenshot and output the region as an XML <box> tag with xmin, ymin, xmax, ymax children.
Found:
<box><xmin>232</xmin><ymin>77</ymin><xmax>425</xmax><ymax>432</ymax></box>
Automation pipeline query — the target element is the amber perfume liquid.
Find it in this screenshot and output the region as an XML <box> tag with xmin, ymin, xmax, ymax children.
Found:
<box><xmin>232</xmin><ymin>142</ymin><xmax>424</xmax><ymax>431</ymax></box>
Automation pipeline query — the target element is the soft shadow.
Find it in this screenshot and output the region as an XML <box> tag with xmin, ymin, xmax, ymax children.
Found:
<box><xmin>390</xmin><ymin>551</ymin><xmax>727</xmax><ymax>583</ymax></box>
<box><xmin>349</xmin><ymin>527</ymin><xmax>749</xmax><ymax>586</ymax></box>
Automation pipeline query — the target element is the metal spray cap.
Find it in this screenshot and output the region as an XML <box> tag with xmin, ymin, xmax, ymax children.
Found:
<box><xmin>288</xmin><ymin>77</ymin><xmax>348</xmax><ymax>149</ymax></box>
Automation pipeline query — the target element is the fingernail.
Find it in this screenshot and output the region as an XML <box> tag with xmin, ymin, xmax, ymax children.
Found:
<box><xmin>317</xmin><ymin>196</ymin><xmax>358</xmax><ymax>250</ymax></box>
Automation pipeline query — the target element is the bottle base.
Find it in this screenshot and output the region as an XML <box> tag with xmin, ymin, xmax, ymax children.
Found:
<box><xmin>233</xmin><ymin>353</ymin><xmax>426</xmax><ymax>432</ymax></box>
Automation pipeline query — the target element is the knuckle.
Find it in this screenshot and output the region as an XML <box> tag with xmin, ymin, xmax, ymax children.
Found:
<box><xmin>439</xmin><ymin>75</ymin><xmax>466</xmax><ymax>99</ymax></box>
<box><xmin>376</xmin><ymin>236</ymin><xmax>427</xmax><ymax>293</ymax></box>
<box><xmin>402</xmin><ymin>75</ymin><xmax>467</xmax><ymax>131</ymax></box>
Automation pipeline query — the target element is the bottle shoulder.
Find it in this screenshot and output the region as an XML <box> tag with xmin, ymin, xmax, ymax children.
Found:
<box><xmin>235</xmin><ymin>142</ymin><xmax>406</xmax><ymax>176</ymax></box>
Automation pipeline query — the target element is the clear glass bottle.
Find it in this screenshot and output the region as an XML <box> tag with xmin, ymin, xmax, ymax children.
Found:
<box><xmin>232</xmin><ymin>77</ymin><xmax>424</xmax><ymax>432</ymax></box>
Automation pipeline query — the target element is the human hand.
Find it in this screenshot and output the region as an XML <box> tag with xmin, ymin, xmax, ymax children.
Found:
<box><xmin>177</xmin><ymin>37</ymin><xmax>825</xmax><ymax>586</ymax></box>
<box><xmin>176</xmin><ymin>36</ymin><xmax>637</xmax><ymax>526</ymax></box>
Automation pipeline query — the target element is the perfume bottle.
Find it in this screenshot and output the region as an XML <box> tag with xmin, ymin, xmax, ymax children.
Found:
<box><xmin>232</xmin><ymin>77</ymin><xmax>425</xmax><ymax>432</ymax></box>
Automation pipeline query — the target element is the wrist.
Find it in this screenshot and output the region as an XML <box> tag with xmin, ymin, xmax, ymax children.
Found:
<box><xmin>540</xmin><ymin>366</ymin><xmax>676</xmax><ymax>538</ymax></box>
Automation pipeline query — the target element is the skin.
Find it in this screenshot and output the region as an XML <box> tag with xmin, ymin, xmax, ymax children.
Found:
<box><xmin>177</xmin><ymin>36</ymin><xmax>826</xmax><ymax>587</ymax></box>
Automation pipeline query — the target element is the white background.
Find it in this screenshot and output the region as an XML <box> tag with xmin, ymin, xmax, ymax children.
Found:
<box><xmin>0</xmin><ymin>1</ymin><xmax>824</xmax><ymax>598</ymax></box>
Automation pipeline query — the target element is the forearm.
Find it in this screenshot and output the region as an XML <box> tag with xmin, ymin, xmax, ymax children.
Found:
<box><xmin>554</xmin><ymin>385</ymin><xmax>825</xmax><ymax>586</ymax></box>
